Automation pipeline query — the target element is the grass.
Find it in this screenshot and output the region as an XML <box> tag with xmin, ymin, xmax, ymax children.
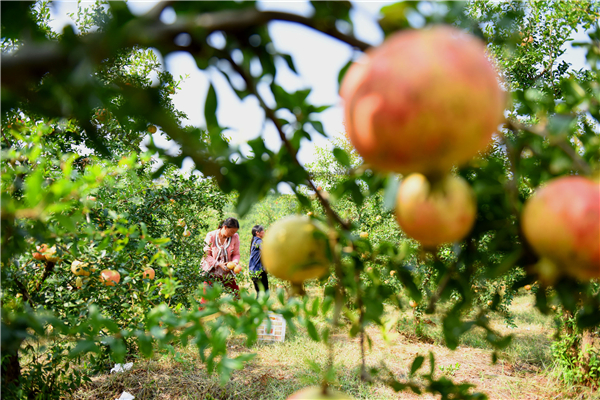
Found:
<box><xmin>67</xmin><ymin>288</ymin><xmax>596</xmax><ymax>400</ymax></box>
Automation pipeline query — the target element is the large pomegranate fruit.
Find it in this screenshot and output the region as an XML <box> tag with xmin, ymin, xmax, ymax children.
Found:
<box><xmin>522</xmin><ymin>176</ymin><xmax>599</xmax><ymax>281</ymax></box>
<box><xmin>262</xmin><ymin>216</ymin><xmax>330</xmax><ymax>284</ymax></box>
<box><xmin>395</xmin><ymin>173</ymin><xmax>477</xmax><ymax>247</ymax></box>
<box><xmin>341</xmin><ymin>26</ymin><xmax>505</xmax><ymax>175</ymax></box>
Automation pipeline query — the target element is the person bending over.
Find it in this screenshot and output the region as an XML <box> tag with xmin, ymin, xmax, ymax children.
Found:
<box><xmin>200</xmin><ymin>217</ymin><xmax>241</xmax><ymax>305</ymax></box>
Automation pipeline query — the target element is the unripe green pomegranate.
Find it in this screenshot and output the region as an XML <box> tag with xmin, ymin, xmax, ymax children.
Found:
<box><xmin>262</xmin><ymin>216</ymin><xmax>329</xmax><ymax>283</ymax></box>
<box><xmin>522</xmin><ymin>176</ymin><xmax>599</xmax><ymax>281</ymax></box>
<box><xmin>341</xmin><ymin>26</ymin><xmax>505</xmax><ymax>175</ymax></box>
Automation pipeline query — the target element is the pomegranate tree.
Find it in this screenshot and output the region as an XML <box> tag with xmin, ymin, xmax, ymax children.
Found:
<box><xmin>522</xmin><ymin>176</ymin><xmax>600</xmax><ymax>281</ymax></box>
<box><xmin>395</xmin><ymin>173</ymin><xmax>477</xmax><ymax>247</ymax></box>
<box><xmin>340</xmin><ymin>26</ymin><xmax>505</xmax><ymax>175</ymax></box>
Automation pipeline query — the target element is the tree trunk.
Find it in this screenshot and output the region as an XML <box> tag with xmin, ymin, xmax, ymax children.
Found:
<box><xmin>2</xmin><ymin>349</ymin><xmax>21</xmax><ymax>387</ymax></box>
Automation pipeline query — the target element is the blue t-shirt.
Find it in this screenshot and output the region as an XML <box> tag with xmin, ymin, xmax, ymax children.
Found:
<box><xmin>249</xmin><ymin>236</ymin><xmax>264</xmax><ymax>273</ymax></box>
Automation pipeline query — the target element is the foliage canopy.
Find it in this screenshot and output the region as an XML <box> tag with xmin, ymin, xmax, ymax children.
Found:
<box><xmin>1</xmin><ymin>1</ymin><xmax>599</xmax><ymax>398</ymax></box>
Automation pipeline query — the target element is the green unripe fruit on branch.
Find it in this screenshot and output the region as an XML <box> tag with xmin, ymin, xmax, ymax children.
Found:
<box><xmin>262</xmin><ymin>216</ymin><xmax>330</xmax><ymax>284</ymax></box>
<box><xmin>71</xmin><ymin>260</ymin><xmax>90</xmax><ymax>276</ymax></box>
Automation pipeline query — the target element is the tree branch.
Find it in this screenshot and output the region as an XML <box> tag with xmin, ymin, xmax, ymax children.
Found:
<box><xmin>221</xmin><ymin>51</ymin><xmax>351</xmax><ymax>230</ymax></box>
<box><xmin>33</xmin><ymin>260</ymin><xmax>56</xmax><ymax>295</ymax></box>
<box><xmin>143</xmin><ymin>0</ymin><xmax>175</xmax><ymax>21</ymax></box>
<box><xmin>2</xmin><ymin>7</ymin><xmax>371</xmax><ymax>92</ymax></box>
<box><xmin>504</xmin><ymin>119</ymin><xmax>592</xmax><ymax>175</ymax></box>
<box><xmin>14</xmin><ymin>277</ymin><xmax>33</xmax><ymax>307</ymax></box>
<box><xmin>501</xmin><ymin>135</ymin><xmax>524</xmax><ymax>217</ymax></box>
<box><xmin>425</xmin><ymin>272</ymin><xmax>451</xmax><ymax>314</ymax></box>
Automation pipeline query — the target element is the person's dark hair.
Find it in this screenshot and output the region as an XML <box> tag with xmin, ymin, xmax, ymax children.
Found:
<box><xmin>250</xmin><ymin>225</ymin><xmax>264</xmax><ymax>252</ymax></box>
<box><xmin>218</xmin><ymin>217</ymin><xmax>239</xmax><ymax>230</ymax></box>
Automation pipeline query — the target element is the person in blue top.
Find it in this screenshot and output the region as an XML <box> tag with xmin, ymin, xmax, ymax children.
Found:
<box><xmin>249</xmin><ymin>224</ymin><xmax>268</xmax><ymax>298</ymax></box>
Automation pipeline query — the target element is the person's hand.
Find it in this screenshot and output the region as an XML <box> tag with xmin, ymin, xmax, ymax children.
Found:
<box><xmin>216</xmin><ymin>262</ymin><xmax>228</xmax><ymax>271</ymax></box>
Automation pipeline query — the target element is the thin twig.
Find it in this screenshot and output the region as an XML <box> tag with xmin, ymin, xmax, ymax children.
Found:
<box><xmin>425</xmin><ymin>269</ymin><xmax>452</xmax><ymax>314</ymax></box>
<box><xmin>501</xmin><ymin>134</ymin><xmax>523</xmax><ymax>217</ymax></box>
<box><xmin>33</xmin><ymin>260</ymin><xmax>56</xmax><ymax>295</ymax></box>
<box><xmin>222</xmin><ymin>51</ymin><xmax>351</xmax><ymax>230</ymax></box>
<box><xmin>14</xmin><ymin>278</ymin><xmax>33</xmax><ymax>307</ymax></box>
<box><xmin>357</xmin><ymin>290</ymin><xmax>369</xmax><ymax>381</ymax></box>
<box><xmin>324</xmin><ymin>230</ymin><xmax>346</xmax><ymax>392</ymax></box>
<box><xmin>1</xmin><ymin>128</ymin><xmax>11</xmax><ymax>145</ymax></box>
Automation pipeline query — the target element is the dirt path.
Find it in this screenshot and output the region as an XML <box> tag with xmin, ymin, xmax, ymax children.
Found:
<box><xmin>74</xmin><ymin>295</ymin><xmax>578</xmax><ymax>400</ymax></box>
<box><xmin>356</xmin><ymin>326</ymin><xmax>560</xmax><ymax>400</ymax></box>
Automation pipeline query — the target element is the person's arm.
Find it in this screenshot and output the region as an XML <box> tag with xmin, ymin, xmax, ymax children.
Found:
<box><xmin>230</xmin><ymin>234</ymin><xmax>241</xmax><ymax>264</ymax></box>
<box><xmin>256</xmin><ymin>238</ymin><xmax>265</xmax><ymax>271</ymax></box>
<box><xmin>201</xmin><ymin>232</ymin><xmax>217</xmax><ymax>272</ymax></box>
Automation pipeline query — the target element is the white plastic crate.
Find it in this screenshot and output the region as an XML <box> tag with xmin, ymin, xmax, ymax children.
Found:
<box><xmin>257</xmin><ymin>312</ymin><xmax>286</xmax><ymax>342</ymax></box>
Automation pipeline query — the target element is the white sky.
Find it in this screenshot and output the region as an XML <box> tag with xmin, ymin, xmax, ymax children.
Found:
<box><xmin>47</xmin><ymin>1</ymin><xmax>590</xmax><ymax>191</ymax></box>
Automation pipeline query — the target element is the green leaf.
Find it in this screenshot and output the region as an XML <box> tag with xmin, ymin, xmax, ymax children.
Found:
<box><xmin>491</xmin><ymin>334</ymin><xmax>513</xmax><ymax>350</ymax></box>
<box><xmin>410</xmin><ymin>355</ymin><xmax>424</xmax><ymax>375</ymax></box>
<box><xmin>137</xmin><ymin>334</ymin><xmax>153</xmax><ymax>357</ymax></box>
<box><xmin>337</xmin><ymin>58</ymin><xmax>353</xmax><ymax>88</ymax></box>
<box><xmin>547</xmin><ymin>114</ymin><xmax>575</xmax><ymax>136</ymax></box>
<box><xmin>204</xmin><ymin>82</ymin><xmax>218</xmax><ymax>130</ymax></box>
<box><xmin>280</xmin><ymin>53</ymin><xmax>297</xmax><ymax>74</ymax></box>
<box><xmin>397</xmin><ymin>267</ymin><xmax>422</xmax><ymax>302</ymax></box>
<box><xmin>24</xmin><ymin>167</ymin><xmax>44</xmax><ymax>207</ymax></box>
<box><xmin>295</xmin><ymin>191</ymin><xmax>311</xmax><ymax>208</ymax></box>
<box><xmin>305</xmin><ymin>319</ymin><xmax>319</xmax><ymax>342</ymax></box>
<box><xmin>428</xmin><ymin>352</ymin><xmax>435</xmax><ymax>375</ymax></box>
<box><xmin>389</xmin><ymin>379</ymin><xmax>408</xmax><ymax>392</ymax></box>
<box><xmin>54</xmin><ymin>214</ymin><xmax>77</xmax><ymax>232</ymax></box>
<box><xmin>309</xmin><ymin>120</ymin><xmax>327</xmax><ymax>137</ymax></box>
<box><xmin>333</xmin><ymin>147</ymin><xmax>351</xmax><ymax>167</ymax></box>
<box><xmin>221</xmin><ymin>356</ymin><xmax>244</xmax><ymax>370</ymax></box>
<box><xmin>68</xmin><ymin>340</ymin><xmax>100</xmax><ymax>357</ymax></box>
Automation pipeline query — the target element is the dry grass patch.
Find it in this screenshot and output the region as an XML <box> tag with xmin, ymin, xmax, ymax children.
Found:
<box><xmin>71</xmin><ymin>291</ymin><xmax>588</xmax><ymax>400</ymax></box>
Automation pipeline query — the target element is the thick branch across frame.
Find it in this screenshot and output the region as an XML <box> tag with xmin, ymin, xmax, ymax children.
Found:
<box><xmin>2</xmin><ymin>6</ymin><xmax>370</xmax><ymax>90</ymax></box>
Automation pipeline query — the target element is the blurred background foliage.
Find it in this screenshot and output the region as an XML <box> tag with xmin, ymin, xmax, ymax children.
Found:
<box><xmin>1</xmin><ymin>0</ymin><xmax>599</xmax><ymax>398</ymax></box>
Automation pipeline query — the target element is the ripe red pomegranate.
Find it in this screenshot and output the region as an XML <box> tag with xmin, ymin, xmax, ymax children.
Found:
<box><xmin>341</xmin><ymin>26</ymin><xmax>505</xmax><ymax>175</ymax></box>
<box><xmin>522</xmin><ymin>176</ymin><xmax>599</xmax><ymax>281</ymax></box>
<box><xmin>395</xmin><ymin>173</ymin><xmax>477</xmax><ymax>247</ymax></box>
<box><xmin>143</xmin><ymin>267</ymin><xmax>155</xmax><ymax>280</ymax></box>
<box><xmin>100</xmin><ymin>269</ymin><xmax>121</xmax><ymax>286</ymax></box>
